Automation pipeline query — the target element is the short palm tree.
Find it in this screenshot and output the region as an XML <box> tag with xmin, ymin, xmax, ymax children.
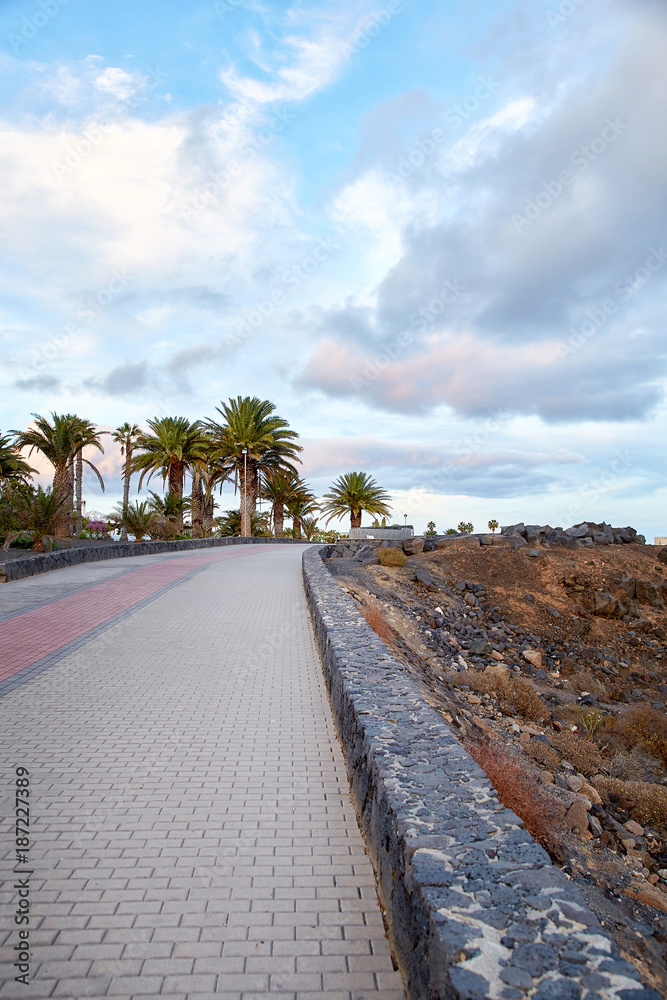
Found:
<box><xmin>261</xmin><ymin>470</ymin><xmax>299</xmax><ymax>538</ymax></box>
<box><xmin>112</xmin><ymin>423</ymin><xmax>141</xmax><ymax>541</ymax></box>
<box><xmin>205</xmin><ymin>396</ymin><xmax>301</xmax><ymax>537</ymax></box>
<box><xmin>0</xmin><ymin>432</ymin><xmax>34</xmax><ymax>483</ymax></box>
<box><xmin>320</xmin><ymin>471</ymin><xmax>392</xmax><ymax>530</ymax></box>
<box><xmin>285</xmin><ymin>479</ymin><xmax>318</xmax><ymax>540</ymax></box>
<box><xmin>14</xmin><ymin>413</ymin><xmax>80</xmax><ymax>537</ymax></box>
<box><xmin>301</xmin><ymin>516</ymin><xmax>319</xmax><ymax>541</ymax></box>
<box><xmin>214</xmin><ymin>508</ymin><xmax>264</xmax><ymax>537</ymax></box>
<box><xmin>1</xmin><ymin>484</ymin><xmax>70</xmax><ymax>552</ymax></box>
<box><xmin>132</xmin><ymin>417</ymin><xmax>208</xmax><ymax>532</ymax></box>
<box><xmin>109</xmin><ymin>500</ymin><xmax>158</xmax><ymax>542</ymax></box>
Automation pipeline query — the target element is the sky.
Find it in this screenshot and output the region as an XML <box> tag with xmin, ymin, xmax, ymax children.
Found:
<box><xmin>1</xmin><ymin>0</ymin><xmax>666</xmax><ymax>536</ymax></box>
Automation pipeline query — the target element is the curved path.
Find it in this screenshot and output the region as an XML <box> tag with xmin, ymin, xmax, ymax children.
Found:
<box><xmin>0</xmin><ymin>545</ymin><xmax>404</xmax><ymax>1000</ymax></box>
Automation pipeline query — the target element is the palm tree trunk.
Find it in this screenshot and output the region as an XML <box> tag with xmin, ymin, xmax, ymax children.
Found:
<box><xmin>169</xmin><ymin>461</ymin><xmax>184</xmax><ymax>532</ymax></box>
<box><xmin>54</xmin><ymin>466</ymin><xmax>73</xmax><ymax>538</ymax></box>
<box><xmin>75</xmin><ymin>447</ymin><xmax>83</xmax><ymax>535</ymax></box>
<box><xmin>239</xmin><ymin>458</ymin><xmax>254</xmax><ymax>537</ymax></box>
<box><xmin>273</xmin><ymin>501</ymin><xmax>284</xmax><ymax>537</ymax></box>
<box><xmin>191</xmin><ymin>472</ymin><xmax>204</xmax><ymax>538</ymax></box>
<box><xmin>351</xmin><ymin>510</ymin><xmax>362</xmax><ymax>529</ymax></box>
<box><xmin>203</xmin><ymin>494</ymin><xmax>214</xmax><ymax>536</ymax></box>
<box><xmin>293</xmin><ymin>516</ymin><xmax>302</xmax><ymax>540</ymax></box>
<box><xmin>120</xmin><ymin>445</ymin><xmax>131</xmax><ymax>541</ymax></box>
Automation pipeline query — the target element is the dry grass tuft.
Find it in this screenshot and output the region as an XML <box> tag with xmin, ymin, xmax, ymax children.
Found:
<box><xmin>608</xmin><ymin>707</ymin><xmax>667</xmax><ymax>766</ymax></box>
<box><xmin>378</xmin><ymin>547</ymin><xmax>407</xmax><ymax>568</ymax></box>
<box><xmin>467</xmin><ymin>738</ymin><xmax>566</xmax><ymax>859</ymax></box>
<box><xmin>360</xmin><ymin>603</ymin><xmax>395</xmax><ymax>646</ymax></box>
<box><xmin>594</xmin><ymin>777</ymin><xmax>667</xmax><ymax>836</ymax></box>
<box><xmin>569</xmin><ymin>670</ymin><xmax>606</xmax><ymax>699</ymax></box>
<box><xmin>551</xmin><ymin>731</ymin><xmax>604</xmax><ymax>776</ymax></box>
<box><xmin>526</xmin><ymin>740</ymin><xmax>561</xmax><ymax>770</ymax></box>
<box><xmin>466</xmin><ymin>669</ymin><xmax>550</xmax><ymax>722</ymax></box>
<box><xmin>608</xmin><ymin>747</ymin><xmax>662</xmax><ymax>782</ymax></box>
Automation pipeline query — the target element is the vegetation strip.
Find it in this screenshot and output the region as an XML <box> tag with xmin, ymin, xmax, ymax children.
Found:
<box><xmin>303</xmin><ymin>544</ymin><xmax>661</xmax><ymax>999</ymax></box>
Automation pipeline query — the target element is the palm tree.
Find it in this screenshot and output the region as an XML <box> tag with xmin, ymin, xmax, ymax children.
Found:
<box><xmin>0</xmin><ymin>432</ymin><xmax>34</xmax><ymax>483</ymax></box>
<box><xmin>112</xmin><ymin>423</ymin><xmax>141</xmax><ymax>541</ymax></box>
<box><xmin>320</xmin><ymin>471</ymin><xmax>392</xmax><ymax>530</ymax></box>
<box><xmin>285</xmin><ymin>479</ymin><xmax>318</xmax><ymax>540</ymax></box>
<box><xmin>72</xmin><ymin>418</ymin><xmax>105</xmax><ymax>535</ymax></box>
<box><xmin>1</xmin><ymin>483</ymin><xmax>70</xmax><ymax>553</ymax></box>
<box><xmin>14</xmin><ymin>413</ymin><xmax>80</xmax><ymax>537</ymax></box>
<box><xmin>109</xmin><ymin>500</ymin><xmax>159</xmax><ymax>542</ymax></box>
<box><xmin>261</xmin><ymin>470</ymin><xmax>299</xmax><ymax>538</ymax></box>
<box><xmin>131</xmin><ymin>417</ymin><xmax>208</xmax><ymax>532</ymax></box>
<box><xmin>301</xmin><ymin>516</ymin><xmax>319</xmax><ymax>542</ymax></box>
<box><xmin>214</xmin><ymin>508</ymin><xmax>265</xmax><ymax>537</ymax></box>
<box><xmin>205</xmin><ymin>396</ymin><xmax>301</xmax><ymax>537</ymax></box>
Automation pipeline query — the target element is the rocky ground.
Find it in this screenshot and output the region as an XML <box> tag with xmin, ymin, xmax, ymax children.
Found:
<box><xmin>324</xmin><ymin>525</ymin><xmax>667</xmax><ymax>995</ymax></box>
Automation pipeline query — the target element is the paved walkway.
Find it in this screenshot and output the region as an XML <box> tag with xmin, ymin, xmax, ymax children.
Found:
<box><xmin>0</xmin><ymin>546</ymin><xmax>404</xmax><ymax>999</ymax></box>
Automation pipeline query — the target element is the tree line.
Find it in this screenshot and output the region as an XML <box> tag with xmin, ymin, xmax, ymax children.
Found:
<box><xmin>0</xmin><ymin>396</ymin><xmax>393</xmax><ymax>550</ymax></box>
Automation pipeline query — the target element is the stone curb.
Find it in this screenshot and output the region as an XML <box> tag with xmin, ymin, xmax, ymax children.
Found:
<box><xmin>0</xmin><ymin>536</ymin><xmax>308</xmax><ymax>583</ymax></box>
<box><xmin>302</xmin><ymin>545</ymin><xmax>660</xmax><ymax>1000</ymax></box>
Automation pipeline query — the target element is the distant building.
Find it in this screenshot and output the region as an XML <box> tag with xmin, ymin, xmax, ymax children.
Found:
<box><xmin>349</xmin><ymin>525</ymin><xmax>414</xmax><ymax>540</ymax></box>
<box><xmin>655</xmin><ymin>537</ymin><xmax>667</xmax><ymax>546</ymax></box>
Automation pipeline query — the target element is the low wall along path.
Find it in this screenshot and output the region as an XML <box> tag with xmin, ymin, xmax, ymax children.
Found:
<box><xmin>303</xmin><ymin>545</ymin><xmax>661</xmax><ymax>1000</ymax></box>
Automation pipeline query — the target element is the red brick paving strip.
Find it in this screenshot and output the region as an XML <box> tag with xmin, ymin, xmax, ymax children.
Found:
<box><xmin>0</xmin><ymin>546</ymin><xmax>279</xmax><ymax>683</ymax></box>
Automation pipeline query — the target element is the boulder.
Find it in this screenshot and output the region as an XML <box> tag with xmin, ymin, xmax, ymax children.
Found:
<box><xmin>411</xmin><ymin>566</ymin><xmax>434</xmax><ymax>588</ymax></box>
<box><xmin>402</xmin><ymin>536</ymin><xmax>424</xmax><ymax>555</ymax></box>
<box><xmin>501</xmin><ymin>522</ymin><xmax>526</xmax><ymax>536</ymax></box>
<box><xmin>636</xmin><ymin>581</ymin><xmax>665</xmax><ymax>608</ymax></box>
<box><xmin>486</xmin><ymin>662</ymin><xmax>509</xmax><ymax>682</ymax></box>
<box><xmin>566</xmin><ymin>524</ymin><xmax>592</xmax><ymax>538</ymax></box>
<box><xmin>657</xmin><ymin>548</ymin><xmax>667</xmax><ymax>565</ymax></box>
<box><xmin>593</xmin><ymin>591</ymin><xmax>620</xmax><ymax>618</ymax></box>
<box><xmin>524</xmin><ymin>524</ymin><xmax>543</xmax><ymax>542</ymax></box>
<box><xmin>610</xmin><ymin>573</ymin><xmax>636</xmax><ymax>599</ymax></box>
<box><xmin>469</xmin><ymin>638</ymin><xmax>491</xmax><ymax>655</ymax></box>
<box><xmin>523</xmin><ymin>649</ymin><xmax>543</xmax><ymax>669</ymax></box>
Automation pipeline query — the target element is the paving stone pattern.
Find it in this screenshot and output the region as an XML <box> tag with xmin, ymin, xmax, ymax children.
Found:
<box><xmin>303</xmin><ymin>545</ymin><xmax>662</xmax><ymax>1000</ymax></box>
<box><xmin>0</xmin><ymin>546</ymin><xmax>404</xmax><ymax>999</ymax></box>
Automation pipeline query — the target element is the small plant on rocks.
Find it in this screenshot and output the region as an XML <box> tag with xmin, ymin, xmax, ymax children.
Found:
<box><xmin>457</xmin><ymin>521</ymin><xmax>474</xmax><ymax>533</ymax></box>
<box><xmin>378</xmin><ymin>547</ymin><xmax>407</xmax><ymax>568</ymax></box>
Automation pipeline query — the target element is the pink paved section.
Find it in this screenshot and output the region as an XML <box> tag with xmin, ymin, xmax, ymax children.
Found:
<box><xmin>0</xmin><ymin>546</ymin><xmax>281</xmax><ymax>683</ymax></box>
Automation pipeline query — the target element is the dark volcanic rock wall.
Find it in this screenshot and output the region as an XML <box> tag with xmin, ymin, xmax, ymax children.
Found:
<box><xmin>302</xmin><ymin>545</ymin><xmax>660</xmax><ymax>1000</ymax></box>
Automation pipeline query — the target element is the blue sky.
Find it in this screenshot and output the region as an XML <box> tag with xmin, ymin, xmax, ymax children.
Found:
<box><xmin>1</xmin><ymin>0</ymin><xmax>666</xmax><ymax>536</ymax></box>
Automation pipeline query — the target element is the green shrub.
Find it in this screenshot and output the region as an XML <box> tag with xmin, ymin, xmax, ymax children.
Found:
<box><xmin>378</xmin><ymin>547</ymin><xmax>407</xmax><ymax>568</ymax></box>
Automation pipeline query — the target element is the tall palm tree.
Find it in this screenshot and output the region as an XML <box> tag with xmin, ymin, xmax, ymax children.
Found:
<box><xmin>285</xmin><ymin>478</ymin><xmax>318</xmax><ymax>540</ymax></box>
<box><xmin>0</xmin><ymin>432</ymin><xmax>34</xmax><ymax>483</ymax></box>
<box><xmin>112</xmin><ymin>423</ymin><xmax>141</xmax><ymax>541</ymax></box>
<box><xmin>72</xmin><ymin>418</ymin><xmax>105</xmax><ymax>535</ymax></box>
<box><xmin>320</xmin><ymin>471</ymin><xmax>392</xmax><ymax>530</ymax></box>
<box><xmin>131</xmin><ymin>417</ymin><xmax>208</xmax><ymax>533</ymax></box>
<box><xmin>205</xmin><ymin>396</ymin><xmax>301</xmax><ymax>537</ymax></box>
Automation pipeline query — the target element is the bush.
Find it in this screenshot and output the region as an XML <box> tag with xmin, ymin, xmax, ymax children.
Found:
<box><xmin>526</xmin><ymin>740</ymin><xmax>561</xmax><ymax>770</ymax></box>
<box><xmin>466</xmin><ymin>669</ymin><xmax>550</xmax><ymax>722</ymax></box>
<box><xmin>360</xmin><ymin>604</ymin><xmax>395</xmax><ymax>646</ymax></box>
<box><xmin>594</xmin><ymin>778</ymin><xmax>667</xmax><ymax>836</ymax></box>
<box><xmin>378</xmin><ymin>547</ymin><xmax>407</xmax><ymax>568</ymax></box>
<box><xmin>466</xmin><ymin>738</ymin><xmax>566</xmax><ymax>859</ymax></box>
<box><xmin>608</xmin><ymin>707</ymin><xmax>667</xmax><ymax>766</ymax></box>
<box><xmin>608</xmin><ymin>747</ymin><xmax>662</xmax><ymax>782</ymax></box>
<box><xmin>551</xmin><ymin>731</ymin><xmax>604</xmax><ymax>776</ymax></box>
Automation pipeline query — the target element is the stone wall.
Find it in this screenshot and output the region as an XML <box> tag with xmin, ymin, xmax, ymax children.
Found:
<box><xmin>0</xmin><ymin>536</ymin><xmax>307</xmax><ymax>583</ymax></box>
<box><xmin>302</xmin><ymin>545</ymin><xmax>660</xmax><ymax>1000</ymax></box>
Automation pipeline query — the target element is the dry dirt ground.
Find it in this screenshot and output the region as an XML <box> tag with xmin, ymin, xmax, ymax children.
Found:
<box><xmin>326</xmin><ymin>539</ymin><xmax>667</xmax><ymax>996</ymax></box>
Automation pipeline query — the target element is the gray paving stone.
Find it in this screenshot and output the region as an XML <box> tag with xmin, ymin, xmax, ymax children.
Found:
<box><xmin>0</xmin><ymin>547</ymin><xmax>401</xmax><ymax>998</ymax></box>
